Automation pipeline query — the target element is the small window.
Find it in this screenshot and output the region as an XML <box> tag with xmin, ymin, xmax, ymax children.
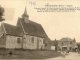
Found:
<box><xmin>43</xmin><ymin>39</ymin><xmax>45</xmax><ymax>44</ymax></box>
<box><xmin>39</xmin><ymin>39</ymin><xmax>41</xmax><ymax>42</ymax></box>
<box><xmin>62</xmin><ymin>42</ymin><xmax>63</xmax><ymax>44</ymax></box>
<box><xmin>45</xmin><ymin>44</ymin><xmax>47</xmax><ymax>47</ymax></box>
<box><xmin>70</xmin><ymin>42</ymin><xmax>72</xmax><ymax>44</ymax></box>
<box><xmin>17</xmin><ymin>38</ymin><xmax>21</xmax><ymax>44</ymax></box>
<box><xmin>70</xmin><ymin>47</ymin><xmax>72</xmax><ymax>50</ymax></box>
<box><xmin>31</xmin><ymin>37</ymin><xmax>34</xmax><ymax>43</ymax></box>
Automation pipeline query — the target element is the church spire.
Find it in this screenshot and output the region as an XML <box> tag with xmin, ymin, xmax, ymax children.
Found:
<box><xmin>24</xmin><ymin>7</ymin><xmax>29</xmax><ymax>17</ymax></box>
<box><xmin>24</xmin><ymin>7</ymin><xmax>27</xmax><ymax>13</ymax></box>
<box><xmin>22</xmin><ymin>7</ymin><xmax>29</xmax><ymax>23</ymax></box>
<box><xmin>22</xmin><ymin>7</ymin><xmax>29</xmax><ymax>17</ymax></box>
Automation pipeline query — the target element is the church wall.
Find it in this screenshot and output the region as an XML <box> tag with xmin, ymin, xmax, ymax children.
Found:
<box><xmin>0</xmin><ymin>35</ymin><xmax>6</xmax><ymax>48</ymax></box>
<box><xmin>29</xmin><ymin>36</ymin><xmax>37</xmax><ymax>49</ymax></box>
<box><xmin>6</xmin><ymin>35</ymin><xmax>22</xmax><ymax>49</ymax></box>
<box><xmin>23</xmin><ymin>35</ymin><xmax>30</xmax><ymax>49</ymax></box>
<box><xmin>23</xmin><ymin>35</ymin><xmax>44</xmax><ymax>50</ymax></box>
<box><xmin>0</xmin><ymin>24</ymin><xmax>6</xmax><ymax>48</ymax></box>
<box><xmin>37</xmin><ymin>37</ymin><xmax>44</xmax><ymax>49</ymax></box>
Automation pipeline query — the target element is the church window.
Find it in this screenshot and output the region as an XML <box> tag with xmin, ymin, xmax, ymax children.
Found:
<box><xmin>31</xmin><ymin>37</ymin><xmax>34</xmax><ymax>43</ymax></box>
<box><xmin>45</xmin><ymin>44</ymin><xmax>47</xmax><ymax>47</ymax></box>
<box><xmin>39</xmin><ymin>39</ymin><xmax>41</xmax><ymax>42</ymax></box>
<box><xmin>17</xmin><ymin>38</ymin><xmax>21</xmax><ymax>44</ymax></box>
<box><xmin>62</xmin><ymin>42</ymin><xmax>63</xmax><ymax>44</ymax></box>
<box><xmin>70</xmin><ymin>42</ymin><xmax>72</xmax><ymax>44</ymax></box>
<box><xmin>43</xmin><ymin>39</ymin><xmax>45</xmax><ymax>44</ymax></box>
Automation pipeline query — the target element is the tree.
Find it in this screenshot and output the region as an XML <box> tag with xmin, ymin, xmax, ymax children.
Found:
<box><xmin>0</xmin><ymin>5</ymin><xmax>5</xmax><ymax>22</ymax></box>
<box><xmin>55</xmin><ymin>38</ymin><xmax>58</xmax><ymax>51</ymax></box>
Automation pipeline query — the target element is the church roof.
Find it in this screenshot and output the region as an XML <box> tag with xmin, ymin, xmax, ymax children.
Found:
<box><xmin>17</xmin><ymin>18</ymin><xmax>51</xmax><ymax>44</ymax></box>
<box><xmin>0</xmin><ymin>7</ymin><xmax>51</xmax><ymax>44</ymax></box>
<box><xmin>2</xmin><ymin>23</ymin><xmax>23</xmax><ymax>36</ymax></box>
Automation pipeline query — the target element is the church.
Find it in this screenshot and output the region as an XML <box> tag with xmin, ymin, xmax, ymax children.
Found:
<box><xmin>0</xmin><ymin>8</ymin><xmax>51</xmax><ymax>50</ymax></box>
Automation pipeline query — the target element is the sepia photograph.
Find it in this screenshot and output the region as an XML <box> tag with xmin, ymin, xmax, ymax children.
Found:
<box><xmin>0</xmin><ymin>0</ymin><xmax>80</xmax><ymax>60</ymax></box>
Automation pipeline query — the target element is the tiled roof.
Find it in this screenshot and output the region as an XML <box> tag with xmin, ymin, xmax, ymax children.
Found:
<box><xmin>76</xmin><ymin>42</ymin><xmax>80</xmax><ymax>45</ymax></box>
<box><xmin>2</xmin><ymin>23</ymin><xmax>23</xmax><ymax>36</ymax></box>
<box><xmin>51</xmin><ymin>40</ymin><xmax>58</xmax><ymax>46</ymax></box>
<box><xmin>60</xmin><ymin>37</ymin><xmax>73</xmax><ymax>41</ymax></box>
<box><xmin>17</xmin><ymin>18</ymin><xmax>51</xmax><ymax>44</ymax></box>
<box><xmin>1</xmin><ymin>18</ymin><xmax>51</xmax><ymax>44</ymax></box>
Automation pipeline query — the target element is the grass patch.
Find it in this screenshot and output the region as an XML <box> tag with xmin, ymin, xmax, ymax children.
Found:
<box><xmin>0</xmin><ymin>49</ymin><xmax>61</xmax><ymax>59</ymax></box>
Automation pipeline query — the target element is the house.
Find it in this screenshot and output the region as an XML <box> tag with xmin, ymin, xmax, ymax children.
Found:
<box><xmin>76</xmin><ymin>42</ymin><xmax>80</xmax><ymax>50</ymax></box>
<box><xmin>0</xmin><ymin>8</ymin><xmax>51</xmax><ymax>50</ymax></box>
<box><xmin>57</xmin><ymin>37</ymin><xmax>78</xmax><ymax>51</ymax></box>
<box><xmin>51</xmin><ymin>39</ymin><xmax>58</xmax><ymax>51</ymax></box>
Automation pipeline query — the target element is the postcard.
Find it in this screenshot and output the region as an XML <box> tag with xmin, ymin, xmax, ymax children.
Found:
<box><xmin>0</xmin><ymin>0</ymin><xmax>80</xmax><ymax>60</ymax></box>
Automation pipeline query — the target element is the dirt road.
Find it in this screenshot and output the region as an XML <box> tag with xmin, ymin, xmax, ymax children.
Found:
<box><xmin>46</xmin><ymin>52</ymin><xmax>80</xmax><ymax>60</ymax></box>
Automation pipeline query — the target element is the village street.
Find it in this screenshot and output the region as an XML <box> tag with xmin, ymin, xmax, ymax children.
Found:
<box><xmin>46</xmin><ymin>52</ymin><xmax>80</xmax><ymax>60</ymax></box>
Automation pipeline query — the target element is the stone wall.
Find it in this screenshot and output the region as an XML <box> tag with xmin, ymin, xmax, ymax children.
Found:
<box><xmin>23</xmin><ymin>35</ymin><xmax>44</xmax><ymax>50</ymax></box>
<box><xmin>6</xmin><ymin>35</ymin><xmax>22</xmax><ymax>49</ymax></box>
<box><xmin>0</xmin><ymin>34</ymin><xmax>6</xmax><ymax>48</ymax></box>
<box><xmin>0</xmin><ymin>24</ymin><xmax>6</xmax><ymax>48</ymax></box>
<box><xmin>37</xmin><ymin>37</ymin><xmax>44</xmax><ymax>49</ymax></box>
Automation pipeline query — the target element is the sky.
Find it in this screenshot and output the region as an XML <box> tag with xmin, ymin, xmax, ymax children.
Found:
<box><xmin>0</xmin><ymin>0</ymin><xmax>80</xmax><ymax>42</ymax></box>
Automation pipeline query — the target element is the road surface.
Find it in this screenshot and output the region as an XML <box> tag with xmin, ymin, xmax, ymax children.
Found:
<box><xmin>46</xmin><ymin>52</ymin><xmax>80</xmax><ymax>60</ymax></box>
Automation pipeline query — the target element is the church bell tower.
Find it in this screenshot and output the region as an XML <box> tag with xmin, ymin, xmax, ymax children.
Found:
<box><xmin>22</xmin><ymin>7</ymin><xmax>29</xmax><ymax>23</ymax></box>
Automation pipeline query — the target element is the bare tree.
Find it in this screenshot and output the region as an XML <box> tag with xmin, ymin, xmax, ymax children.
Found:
<box><xmin>0</xmin><ymin>5</ymin><xmax>5</xmax><ymax>22</ymax></box>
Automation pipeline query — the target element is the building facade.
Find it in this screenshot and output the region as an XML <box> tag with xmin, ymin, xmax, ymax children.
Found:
<box><xmin>57</xmin><ymin>38</ymin><xmax>78</xmax><ymax>51</ymax></box>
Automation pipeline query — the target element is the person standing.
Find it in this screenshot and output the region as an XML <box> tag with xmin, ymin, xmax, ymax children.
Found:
<box><xmin>61</xmin><ymin>50</ymin><xmax>66</xmax><ymax>58</ymax></box>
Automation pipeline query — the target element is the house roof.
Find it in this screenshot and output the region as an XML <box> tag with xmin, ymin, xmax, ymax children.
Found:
<box><xmin>51</xmin><ymin>40</ymin><xmax>58</xmax><ymax>46</ymax></box>
<box><xmin>76</xmin><ymin>42</ymin><xmax>80</xmax><ymax>45</ymax></box>
<box><xmin>60</xmin><ymin>37</ymin><xmax>73</xmax><ymax>41</ymax></box>
<box><xmin>51</xmin><ymin>39</ymin><xmax>60</xmax><ymax>46</ymax></box>
<box><xmin>2</xmin><ymin>23</ymin><xmax>22</xmax><ymax>36</ymax></box>
<box><xmin>17</xmin><ymin>18</ymin><xmax>51</xmax><ymax>44</ymax></box>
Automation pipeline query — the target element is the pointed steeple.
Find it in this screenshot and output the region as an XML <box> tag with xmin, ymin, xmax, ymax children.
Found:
<box><xmin>24</xmin><ymin>8</ymin><xmax>29</xmax><ymax>17</ymax></box>
<box><xmin>24</xmin><ymin>7</ymin><xmax>27</xmax><ymax>13</ymax></box>
<box><xmin>22</xmin><ymin>7</ymin><xmax>29</xmax><ymax>23</ymax></box>
<box><xmin>22</xmin><ymin>7</ymin><xmax>29</xmax><ymax>17</ymax></box>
